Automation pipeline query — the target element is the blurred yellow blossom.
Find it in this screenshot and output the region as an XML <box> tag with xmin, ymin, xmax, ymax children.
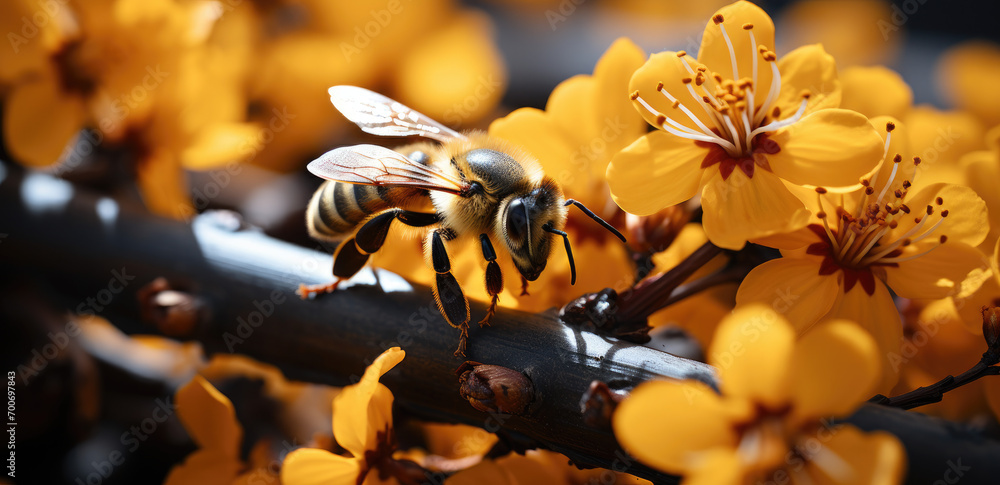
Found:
<box><xmin>614</xmin><ymin>304</ymin><xmax>905</xmax><ymax>485</ymax></box>
<box><xmin>891</xmin><ymin>299</ymin><xmax>994</xmax><ymax>421</ymax></box>
<box><xmin>607</xmin><ymin>1</ymin><xmax>884</xmax><ymax>249</ymax></box>
<box><xmin>778</xmin><ymin>0</ymin><xmax>901</xmax><ymax>68</ymax></box>
<box><xmin>938</xmin><ymin>41</ymin><xmax>1000</xmax><ymax>127</ymax></box>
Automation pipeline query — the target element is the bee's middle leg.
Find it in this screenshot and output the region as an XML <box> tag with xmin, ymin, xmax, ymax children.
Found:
<box><xmin>478</xmin><ymin>234</ymin><xmax>503</xmax><ymax>327</ymax></box>
<box><xmin>429</xmin><ymin>229</ymin><xmax>471</xmax><ymax>356</ymax></box>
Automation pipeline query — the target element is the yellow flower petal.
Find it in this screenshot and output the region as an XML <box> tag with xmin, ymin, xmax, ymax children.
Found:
<box><xmin>883</xmin><ymin>242</ymin><xmax>989</xmax><ymax>300</ymax></box>
<box><xmin>628</xmin><ymin>51</ymin><xmax>715</xmax><ymax>134</ymax></box>
<box><xmin>700</xmin><ymin>168</ymin><xmax>810</xmax><ymax>250</ymax></box>
<box><xmin>889</xmin><ymin>183</ymin><xmax>989</xmax><ymax>248</ymax></box>
<box><xmin>939</xmin><ymin>41</ymin><xmax>1000</xmax><ymax>126</ymax></box>
<box><xmin>181</xmin><ymin>122</ymin><xmax>261</xmax><ymax>170</ymax></box>
<box><xmin>840</xmin><ymin>66</ymin><xmax>912</xmax><ymax>120</ymax></box>
<box><xmin>801</xmin><ymin>426</ymin><xmax>905</xmax><ymax>485</ymax></box>
<box><xmin>613</xmin><ymin>380</ymin><xmax>738</xmax><ymax>474</ymax></box>
<box><xmin>489</xmin><ymin>108</ymin><xmax>577</xmax><ymax>186</ymax></box>
<box><xmin>607</xmin><ymin>131</ymin><xmax>705</xmax><ymax>216</ymax></box>
<box><xmin>136</xmin><ymin>149</ymin><xmax>191</xmax><ymax>219</ymax></box>
<box><xmin>789</xmin><ymin>320</ymin><xmax>880</xmax><ymax>423</ymax></box>
<box><xmin>711</xmin><ymin>303</ymin><xmax>794</xmax><ymax>407</ymax></box>
<box><xmin>773</xmin><ymin>44</ymin><xmax>842</xmax><ymax>116</ymax></box>
<box><xmin>767</xmin><ymin>109</ymin><xmax>884</xmax><ymax>189</ymax></box>
<box><xmin>697</xmin><ymin>1</ymin><xmax>775</xmax><ymax>102</ymax></box>
<box><xmin>826</xmin><ymin>282</ymin><xmax>902</xmax><ymax>394</ymax></box>
<box><xmin>3</xmin><ymin>76</ymin><xmax>87</xmax><ymax>167</ymax></box>
<box><xmin>281</xmin><ymin>448</ymin><xmax>362</xmax><ymax>485</ymax></box>
<box><xmin>164</xmin><ymin>449</ymin><xmax>244</xmax><ymax>485</ymax></box>
<box><xmin>735</xmin><ymin>258</ymin><xmax>841</xmax><ymax>333</ymax></box>
<box><xmin>679</xmin><ymin>449</ymin><xmax>744</xmax><ymax>485</ymax></box>
<box><xmin>175</xmin><ymin>375</ymin><xmax>242</xmax><ymax>457</ymax></box>
<box><xmin>907</xmin><ymin>107</ymin><xmax>985</xmax><ymax>176</ymax></box>
<box><xmin>445</xmin><ymin>460</ymin><xmax>513</xmax><ymax>485</ymax></box>
<box><xmin>778</xmin><ymin>0</ymin><xmax>899</xmax><ymax>68</ymax></box>
<box><xmin>333</xmin><ymin>348</ymin><xmax>405</xmax><ymax>457</ymax></box>
<box><xmin>392</xmin><ymin>11</ymin><xmax>506</xmax><ymax>125</ymax></box>
<box><xmin>496</xmin><ymin>452</ymin><xmax>565</xmax><ymax>484</ymax></box>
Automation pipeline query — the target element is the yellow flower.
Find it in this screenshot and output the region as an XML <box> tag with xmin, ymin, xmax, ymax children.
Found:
<box><xmin>737</xmin><ymin>118</ymin><xmax>991</xmax><ymax>392</ymax></box>
<box><xmin>607</xmin><ymin>0</ymin><xmax>885</xmax><ymax>249</ymax></box>
<box><xmin>777</xmin><ymin>0</ymin><xmax>901</xmax><ymax>68</ymax></box>
<box><xmin>613</xmin><ymin>304</ymin><xmax>906</xmax><ymax>485</ymax></box>
<box><xmin>281</xmin><ymin>348</ymin><xmax>411</xmax><ymax>485</ymax></box>
<box><xmin>938</xmin><ymin>41</ymin><xmax>1000</xmax><ymax>127</ymax></box>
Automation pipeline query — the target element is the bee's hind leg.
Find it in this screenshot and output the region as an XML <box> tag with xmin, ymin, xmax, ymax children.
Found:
<box><xmin>478</xmin><ymin>234</ymin><xmax>503</xmax><ymax>327</ymax></box>
<box><xmin>429</xmin><ymin>229</ymin><xmax>471</xmax><ymax>356</ymax></box>
<box><xmin>299</xmin><ymin>209</ymin><xmax>438</xmax><ymax>299</ymax></box>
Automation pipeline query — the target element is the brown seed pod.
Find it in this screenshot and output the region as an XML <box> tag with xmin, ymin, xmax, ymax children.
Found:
<box><xmin>456</xmin><ymin>362</ymin><xmax>533</xmax><ymax>415</ymax></box>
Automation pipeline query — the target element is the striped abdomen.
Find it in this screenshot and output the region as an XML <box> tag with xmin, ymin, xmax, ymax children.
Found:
<box><xmin>307</xmin><ymin>181</ymin><xmax>428</xmax><ymax>241</ymax></box>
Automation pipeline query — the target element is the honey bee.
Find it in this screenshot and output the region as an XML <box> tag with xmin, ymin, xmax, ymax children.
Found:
<box><xmin>300</xmin><ymin>86</ymin><xmax>624</xmax><ymax>356</ymax></box>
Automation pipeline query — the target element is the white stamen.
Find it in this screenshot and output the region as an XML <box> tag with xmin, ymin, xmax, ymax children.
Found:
<box><xmin>750</xmin><ymin>98</ymin><xmax>808</xmax><ymax>138</ymax></box>
<box><xmin>718</xmin><ymin>22</ymin><xmax>740</xmax><ymax>82</ymax></box>
<box><xmin>874</xmin><ymin>160</ymin><xmax>900</xmax><ymax>204</ymax></box>
<box><xmin>634</xmin><ymin>95</ymin><xmax>726</xmax><ymax>144</ymax></box>
<box><xmin>754</xmin><ymin>59</ymin><xmax>782</xmax><ymax>126</ymax></box>
<box><xmin>657</xmin><ymin>89</ymin><xmax>738</xmax><ymax>151</ymax></box>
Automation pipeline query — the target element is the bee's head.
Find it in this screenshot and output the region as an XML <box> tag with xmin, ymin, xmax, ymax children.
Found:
<box><xmin>497</xmin><ymin>180</ymin><xmax>567</xmax><ymax>281</ymax></box>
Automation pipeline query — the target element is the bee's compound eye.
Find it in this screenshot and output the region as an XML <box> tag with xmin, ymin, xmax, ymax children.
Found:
<box><xmin>506</xmin><ymin>199</ymin><xmax>528</xmax><ymax>241</ymax></box>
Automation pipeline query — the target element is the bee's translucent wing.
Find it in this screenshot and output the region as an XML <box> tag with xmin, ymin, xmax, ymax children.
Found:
<box><xmin>308</xmin><ymin>144</ymin><xmax>469</xmax><ymax>195</ymax></box>
<box><xmin>329</xmin><ymin>85</ymin><xmax>465</xmax><ymax>143</ymax></box>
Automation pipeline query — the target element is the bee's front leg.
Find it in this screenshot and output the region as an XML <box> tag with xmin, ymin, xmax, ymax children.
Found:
<box><xmin>429</xmin><ymin>229</ymin><xmax>471</xmax><ymax>356</ymax></box>
<box><xmin>478</xmin><ymin>234</ymin><xmax>503</xmax><ymax>327</ymax></box>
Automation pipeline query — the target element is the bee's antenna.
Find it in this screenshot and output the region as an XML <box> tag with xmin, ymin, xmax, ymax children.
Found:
<box><xmin>543</xmin><ymin>223</ymin><xmax>576</xmax><ymax>285</ymax></box>
<box><xmin>564</xmin><ymin>199</ymin><xmax>627</xmax><ymax>242</ymax></box>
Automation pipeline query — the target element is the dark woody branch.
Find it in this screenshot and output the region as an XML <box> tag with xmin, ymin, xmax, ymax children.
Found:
<box><xmin>2</xmin><ymin>164</ymin><xmax>999</xmax><ymax>484</ymax></box>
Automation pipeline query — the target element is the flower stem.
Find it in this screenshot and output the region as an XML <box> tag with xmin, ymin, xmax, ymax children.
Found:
<box><xmin>869</xmin><ymin>353</ymin><xmax>1000</xmax><ymax>410</ymax></box>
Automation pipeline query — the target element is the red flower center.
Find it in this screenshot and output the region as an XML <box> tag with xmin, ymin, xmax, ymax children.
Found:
<box><xmin>697</xmin><ymin>133</ymin><xmax>780</xmax><ymax>180</ymax></box>
<box><xmin>804</xmin><ymin>224</ymin><xmax>899</xmax><ymax>296</ymax></box>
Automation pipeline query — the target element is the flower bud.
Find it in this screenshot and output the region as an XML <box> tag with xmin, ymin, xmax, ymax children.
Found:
<box><xmin>456</xmin><ymin>362</ymin><xmax>533</xmax><ymax>415</ymax></box>
<box><xmin>625</xmin><ymin>205</ymin><xmax>690</xmax><ymax>254</ymax></box>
